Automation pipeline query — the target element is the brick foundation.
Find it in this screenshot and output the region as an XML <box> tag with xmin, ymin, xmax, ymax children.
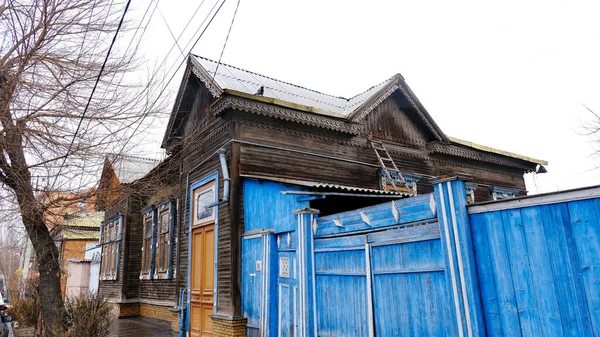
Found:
<box><xmin>108</xmin><ymin>302</ymin><xmax>140</xmax><ymax>317</ymax></box>
<box><xmin>139</xmin><ymin>303</ymin><xmax>180</xmax><ymax>332</ymax></box>
<box><xmin>210</xmin><ymin>316</ymin><xmax>246</xmax><ymax>337</ymax></box>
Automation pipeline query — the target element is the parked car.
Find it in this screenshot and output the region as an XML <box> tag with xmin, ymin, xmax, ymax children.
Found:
<box><xmin>0</xmin><ymin>291</ymin><xmax>12</xmax><ymax>337</ymax></box>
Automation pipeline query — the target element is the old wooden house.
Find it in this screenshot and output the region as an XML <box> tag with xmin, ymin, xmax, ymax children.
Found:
<box><xmin>98</xmin><ymin>55</ymin><xmax>547</xmax><ymax>336</ymax></box>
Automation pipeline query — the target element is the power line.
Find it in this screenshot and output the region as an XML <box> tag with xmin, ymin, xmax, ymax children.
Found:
<box><xmin>108</xmin><ymin>0</ymin><xmax>229</xmax><ymax>163</ymax></box>
<box><xmin>211</xmin><ymin>0</ymin><xmax>241</xmax><ymax>85</ymax></box>
<box><xmin>50</xmin><ymin>0</ymin><xmax>133</xmax><ymax>190</ymax></box>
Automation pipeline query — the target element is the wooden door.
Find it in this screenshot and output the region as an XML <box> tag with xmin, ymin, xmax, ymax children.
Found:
<box><xmin>190</xmin><ymin>224</ymin><xmax>215</xmax><ymax>337</ymax></box>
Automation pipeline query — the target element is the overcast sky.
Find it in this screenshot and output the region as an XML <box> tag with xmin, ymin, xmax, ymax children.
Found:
<box><xmin>123</xmin><ymin>0</ymin><xmax>600</xmax><ymax>194</ymax></box>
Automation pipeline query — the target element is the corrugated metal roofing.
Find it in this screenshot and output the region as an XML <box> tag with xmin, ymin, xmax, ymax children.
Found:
<box><xmin>240</xmin><ymin>174</ymin><xmax>410</xmax><ymax>196</ymax></box>
<box><xmin>107</xmin><ymin>154</ymin><xmax>160</xmax><ymax>184</ymax></box>
<box><xmin>192</xmin><ymin>55</ymin><xmax>393</xmax><ymax>117</ymax></box>
<box><xmin>63</xmin><ymin>212</ymin><xmax>104</xmax><ymax>228</ymax></box>
<box><xmin>62</xmin><ymin>228</ymin><xmax>100</xmax><ymax>240</ymax></box>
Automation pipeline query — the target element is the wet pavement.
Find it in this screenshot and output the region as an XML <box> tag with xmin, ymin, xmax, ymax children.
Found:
<box><xmin>109</xmin><ymin>317</ymin><xmax>177</xmax><ymax>337</ymax></box>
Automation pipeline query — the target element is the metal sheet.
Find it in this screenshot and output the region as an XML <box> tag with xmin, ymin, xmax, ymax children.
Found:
<box><xmin>193</xmin><ymin>55</ymin><xmax>394</xmax><ymax>117</ymax></box>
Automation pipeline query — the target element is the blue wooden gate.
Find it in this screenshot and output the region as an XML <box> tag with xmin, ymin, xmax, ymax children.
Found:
<box><xmin>312</xmin><ymin>193</ymin><xmax>472</xmax><ymax>336</ymax></box>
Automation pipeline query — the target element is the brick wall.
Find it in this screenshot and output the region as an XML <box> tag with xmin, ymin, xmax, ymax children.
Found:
<box><xmin>139</xmin><ymin>303</ymin><xmax>179</xmax><ymax>332</ymax></box>
<box><xmin>119</xmin><ymin>303</ymin><xmax>140</xmax><ymax>317</ymax></box>
<box><xmin>210</xmin><ymin>316</ymin><xmax>246</xmax><ymax>337</ymax></box>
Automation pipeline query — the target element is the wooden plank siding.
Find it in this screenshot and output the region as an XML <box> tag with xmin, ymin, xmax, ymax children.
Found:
<box><xmin>178</xmin><ymin>118</ymin><xmax>236</xmax><ymax>316</ymax></box>
<box><xmin>469</xmin><ymin>197</ymin><xmax>600</xmax><ymax>336</ymax></box>
<box><xmin>235</xmin><ymin>118</ymin><xmax>528</xmax><ymax>202</ymax></box>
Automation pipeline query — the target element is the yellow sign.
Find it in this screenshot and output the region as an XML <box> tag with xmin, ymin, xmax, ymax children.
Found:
<box><xmin>15</xmin><ymin>269</ymin><xmax>22</xmax><ymax>275</ymax></box>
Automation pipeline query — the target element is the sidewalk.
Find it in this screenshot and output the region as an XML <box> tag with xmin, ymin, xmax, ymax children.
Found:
<box><xmin>109</xmin><ymin>317</ymin><xmax>177</xmax><ymax>337</ymax></box>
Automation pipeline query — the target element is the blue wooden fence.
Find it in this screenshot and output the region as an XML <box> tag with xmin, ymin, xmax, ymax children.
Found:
<box><xmin>469</xmin><ymin>187</ymin><xmax>600</xmax><ymax>337</ymax></box>
<box><xmin>240</xmin><ymin>177</ymin><xmax>600</xmax><ymax>336</ymax></box>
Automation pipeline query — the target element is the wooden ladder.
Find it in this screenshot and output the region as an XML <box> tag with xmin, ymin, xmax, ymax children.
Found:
<box><xmin>369</xmin><ymin>138</ymin><xmax>413</xmax><ymax>195</ymax></box>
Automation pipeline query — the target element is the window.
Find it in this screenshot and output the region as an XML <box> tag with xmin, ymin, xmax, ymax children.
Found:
<box><xmin>100</xmin><ymin>215</ymin><xmax>121</xmax><ymax>280</ymax></box>
<box><xmin>194</xmin><ymin>183</ymin><xmax>215</xmax><ymax>226</ymax></box>
<box><xmin>140</xmin><ymin>201</ymin><xmax>176</xmax><ymax>280</ymax></box>
<box><xmin>141</xmin><ymin>212</ymin><xmax>154</xmax><ymax>278</ymax></box>
<box><xmin>157</xmin><ymin>210</ymin><xmax>170</xmax><ymax>274</ymax></box>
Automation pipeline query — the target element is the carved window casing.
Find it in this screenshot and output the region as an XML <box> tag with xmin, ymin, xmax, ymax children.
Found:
<box><xmin>140</xmin><ymin>200</ymin><xmax>177</xmax><ymax>280</ymax></box>
<box><xmin>141</xmin><ymin>213</ymin><xmax>154</xmax><ymax>278</ymax></box>
<box><xmin>100</xmin><ymin>215</ymin><xmax>122</xmax><ymax>281</ymax></box>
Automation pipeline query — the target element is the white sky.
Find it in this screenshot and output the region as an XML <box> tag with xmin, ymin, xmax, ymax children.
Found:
<box><xmin>123</xmin><ymin>0</ymin><xmax>600</xmax><ymax>194</ymax></box>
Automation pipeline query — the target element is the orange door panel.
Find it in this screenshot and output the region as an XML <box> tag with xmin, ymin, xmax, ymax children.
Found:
<box><xmin>190</xmin><ymin>224</ymin><xmax>214</xmax><ymax>337</ymax></box>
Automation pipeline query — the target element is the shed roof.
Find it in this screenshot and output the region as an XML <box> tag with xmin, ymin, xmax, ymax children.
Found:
<box><xmin>240</xmin><ymin>174</ymin><xmax>412</xmax><ymax>197</ymax></box>
<box><xmin>63</xmin><ymin>212</ymin><xmax>104</xmax><ymax>228</ymax></box>
<box><xmin>62</xmin><ymin>228</ymin><xmax>100</xmax><ymax>240</ymax></box>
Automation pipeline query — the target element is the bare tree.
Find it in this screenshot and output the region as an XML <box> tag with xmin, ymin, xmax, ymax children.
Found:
<box><xmin>0</xmin><ymin>0</ymin><xmax>166</xmax><ymax>333</ymax></box>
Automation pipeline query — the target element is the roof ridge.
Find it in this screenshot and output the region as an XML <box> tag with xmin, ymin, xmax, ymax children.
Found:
<box><xmin>108</xmin><ymin>153</ymin><xmax>161</xmax><ymax>164</ymax></box>
<box><xmin>192</xmin><ymin>54</ymin><xmax>352</xmax><ymax>101</ymax></box>
<box><xmin>347</xmin><ymin>74</ymin><xmax>399</xmax><ymax>101</ymax></box>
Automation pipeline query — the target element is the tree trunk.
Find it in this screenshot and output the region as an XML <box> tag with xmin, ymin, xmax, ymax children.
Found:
<box><xmin>14</xmin><ymin>177</ymin><xmax>64</xmax><ymax>335</ymax></box>
<box><xmin>0</xmin><ymin>74</ymin><xmax>64</xmax><ymax>335</ymax></box>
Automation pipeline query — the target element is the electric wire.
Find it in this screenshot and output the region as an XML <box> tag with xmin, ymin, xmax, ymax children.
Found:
<box><xmin>108</xmin><ymin>0</ymin><xmax>229</xmax><ymax>165</ymax></box>
<box><xmin>49</xmin><ymin>0</ymin><xmax>133</xmax><ymax>190</ymax></box>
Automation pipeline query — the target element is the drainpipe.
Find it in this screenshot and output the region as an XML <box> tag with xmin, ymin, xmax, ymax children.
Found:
<box><xmin>210</xmin><ymin>148</ymin><xmax>231</xmax><ymax>207</ymax></box>
<box><xmin>206</xmin><ymin>148</ymin><xmax>231</xmax><ymax>315</ymax></box>
<box><xmin>180</xmin><ymin>140</ymin><xmax>232</xmax><ymax>333</ymax></box>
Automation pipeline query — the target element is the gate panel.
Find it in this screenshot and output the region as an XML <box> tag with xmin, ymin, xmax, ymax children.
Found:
<box><xmin>242</xmin><ymin>236</ymin><xmax>264</xmax><ymax>336</ymax></box>
<box><xmin>369</xmin><ymin>227</ymin><xmax>451</xmax><ymax>337</ymax></box>
<box><xmin>314</xmin><ymin>236</ymin><xmax>368</xmax><ymax>337</ymax></box>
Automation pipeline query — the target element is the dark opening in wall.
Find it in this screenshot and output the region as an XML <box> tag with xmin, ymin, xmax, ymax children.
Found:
<box><xmin>310</xmin><ymin>195</ymin><xmax>405</xmax><ymax>217</ymax></box>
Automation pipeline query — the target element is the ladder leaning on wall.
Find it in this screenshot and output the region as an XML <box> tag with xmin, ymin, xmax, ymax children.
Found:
<box><xmin>368</xmin><ymin>138</ymin><xmax>414</xmax><ymax>196</ymax></box>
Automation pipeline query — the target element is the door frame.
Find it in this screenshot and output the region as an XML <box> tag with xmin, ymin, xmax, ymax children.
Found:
<box><xmin>188</xmin><ymin>171</ymin><xmax>219</xmax><ymax>332</ymax></box>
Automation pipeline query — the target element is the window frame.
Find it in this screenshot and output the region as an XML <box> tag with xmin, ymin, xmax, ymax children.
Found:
<box><xmin>156</xmin><ymin>200</ymin><xmax>176</xmax><ymax>279</ymax></box>
<box><xmin>140</xmin><ymin>207</ymin><xmax>156</xmax><ymax>280</ymax></box>
<box><xmin>100</xmin><ymin>214</ymin><xmax>122</xmax><ymax>281</ymax></box>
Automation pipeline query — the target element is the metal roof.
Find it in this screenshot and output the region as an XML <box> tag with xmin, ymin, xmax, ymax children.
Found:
<box><xmin>63</xmin><ymin>212</ymin><xmax>104</xmax><ymax>228</ymax></box>
<box><xmin>192</xmin><ymin>55</ymin><xmax>394</xmax><ymax>117</ymax></box>
<box><xmin>241</xmin><ymin>174</ymin><xmax>410</xmax><ymax>196</ymax></box>
<box><xmin>62</xmin><ymin>228</ymin><xmax>100</xmax><ymax>240</ymax></box>
<box><xmin>106</xmin><ymin>154</ymin><xmax>161</xmax><ymax>184</ymax></box>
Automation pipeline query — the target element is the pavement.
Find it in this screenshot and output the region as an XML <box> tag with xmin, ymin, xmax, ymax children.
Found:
<box><xmin>109</xmin><ymin>317</ymin><xmax>177</xmax><ymax>337</ymax></box>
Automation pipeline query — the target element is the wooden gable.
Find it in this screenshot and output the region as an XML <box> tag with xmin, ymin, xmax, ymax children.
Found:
<box><xmin>162</xmin><ymin>62</ymin><xmax>217</xmax><ymax>151</ymax></box>
<box><xmin>362</xmin><ymin>90</ymin><xmax>439</xmax><ymax>146</ymax></box>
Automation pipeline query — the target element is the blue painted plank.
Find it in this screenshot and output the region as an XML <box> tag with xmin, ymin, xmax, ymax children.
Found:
<box><xmin>568</xmin><ymin>199</ymin><xmax>600</xmax><ymax>336</ymax></box>
<box><xmin>367</xmin><ymin>223</ymin><xmax>440</xmax><ymax>245</ymax></box>
<box><xmin>483</xmin><ymin>211</ymin><xmax>522</xmax><ymax>336</ymax></box>
<box><xmin>241</xmin><ymin>237</ymin><xmax>263</xmax><ymax>328</ymax></box>
<box><xmin>520</xmin><ymin>206</ymin><xmax>565</xmax><ymax>336</ymax></box>
<box><xmin>315</xmin><ymin>194</ymin><xmax>437</xmax><ymax>237</ymax></box>
<box><xmin>448</xmin><ymin>180</ymin><xmax>486</xmax><ymax>336</ymax></box>
<box><xmin>316</xmin><ymin>275</ymin><xmax>368</xmax><ymax>337</ymax></box>
<box><xmin>314</xmin><ymin>235</ymin><xmax>366</xmax><ymax>251</ymax></box>
<box><xmin>542</xmin><ymin>204</ymin><xmax>594</xmax><ymax>336</ymax></box>
<box><xmin>469</xmin><ymin>213</ymin><xmax>504</xmax><ymax>336</ymax></box>
<box><xmin>500</xmin><ymin>209</ymin><xmax>543</xmax><ymax>337</ymax></box>
<box><xmin>370</xmin><ymin>239</ymin><xmax>443</xmax><ymax>273</ymax></box>
<box><xmin>243</xmin><ymin>179</ymin><xmax>307</xmax><ymax>233</ymax></box>
<box><xmin>315</xmin><ymin>250</ymin><xmax>366</xmax><ymax>274</ymax></box>
<box><xmin>371</xmin><ymin>241</ymin><xmax>449</xmax><ymax>337</ymax></box>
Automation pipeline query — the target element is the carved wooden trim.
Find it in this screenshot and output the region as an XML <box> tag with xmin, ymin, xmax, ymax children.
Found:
<box><xmin>351</xmin><ymin>82</ymin><xmax>399</xmax><ymax>122</ymax></box>
<box><xmin>213</xmin><ymin>96</ymin><xmax>361</xmax><ymax>134</ymax></box>
<box><xmin>230</xmin><ymin>117</ymin><xmax>431</xmax><ymax>161</ymax></box>
<box><xmin>428</xmin><ymin>143</ymin><xmax>535</xmax><ymax>171</ymax></box>
<box><xmin>190</xmin><ymin>57</ymin><xmax>222</xmax><ymax>97</ymax></box>
<box><xmin>397</xmin><ymin>82</ymin><xmax>445</xmax><ymax>141</ymax></box>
